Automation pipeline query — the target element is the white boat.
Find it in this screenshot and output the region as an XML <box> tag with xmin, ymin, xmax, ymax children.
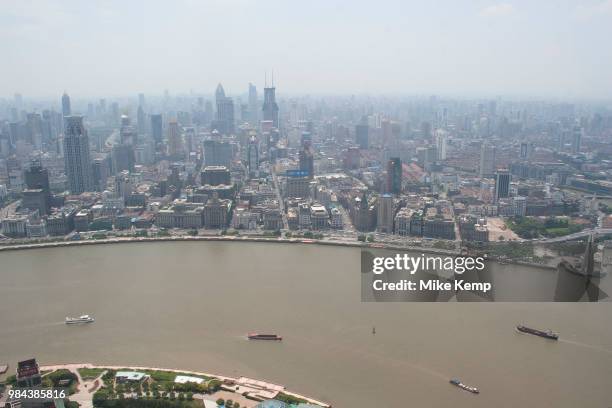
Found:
<box><xmin>65</xmin><ymin>315</ymin><xmax>95</xmax><ymax>324</ymax></box>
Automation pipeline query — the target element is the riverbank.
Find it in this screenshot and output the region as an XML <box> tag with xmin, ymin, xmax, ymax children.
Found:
<box><xmin>36</xmin><ymin>363</ymin><xmax>331</xmax><ymax>408</ymax></box>
<box><xmin>0</xmin><ymin>234</ymin><xmax>460</xmax><ymax>255</ymax></box>
<box><xmin>0</xmin><ymin>234</ymin><xmax>557</xmax><ymax>271</ymax></box>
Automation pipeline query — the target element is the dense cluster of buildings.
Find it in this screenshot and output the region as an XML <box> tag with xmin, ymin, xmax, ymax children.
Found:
<box><xmin>1</xmin><ymin>88</ymin><xmax>611</xmax><ymax>244</ymax></box>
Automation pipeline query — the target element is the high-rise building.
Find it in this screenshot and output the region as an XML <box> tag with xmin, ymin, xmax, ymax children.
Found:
<box><xmin>248</xmin><ymin>83</ymin><xmax>258</xmax><ymax>124</ymax></box>
<box><xmin>23</xmin><ymin>161</ymin><xmax>51</xmax><ymax>214</ymax></box>
<box><xmin>61</xmin><ymin>92</ymin><xmax>71</xmax><ymax>117</ymax></box>
<box><xmin>377</xmin><ymin>194</ymin><xmax>395</xmax><ymax>233</ymax></box>
<box><xmin>214</xmin><ymin>84</ymin><xmax>234</xmax><ymax>135</ymax></box>
<box><xmin>479</xmin><ymin>143</ymin><xmax>496</xmax><ymax>178</ymax></box>
<box><xmin>434</xmin><ymin>129</ymin><xmax>448</xmax><ymax>160</ymax></box>
<box><xmin>571</xmin><ymin>126</ymin><xmax>582</xmax><ymax>154</ymax></box>
<box><xmin>167</xmin><ymin>120</ymin><xmax>183</xmax><ymax>158</ymax></box>
<box><xmin>137</xmin><ymin>105</ymin><xmax>146</xmax><ymax>135</ymax></box>
<box><xmin>355</xmin><ymin>124</ymin><xmax>369</xmax><ymax>149</ymax></box>
<box><xmin>494</xmin><ymin>169</ymin><xmax>511</xmax><ymax>203</ymax></box>
<box><xmin>111</xmin><ymin>144</ymin><xmax>135</xmax><ymax>174</ymax></box>
<box><xmin>119</xmin><ymin>115</ymin><xmax>136</xmax><ymax>145</ymax></box>
<box><xmin>299</xmin><ymin>147</ymin><xmax>314</xmax><ymax>179</ymax></box>
<box><xmin>386</xmin><ymin>157</ymin><xmax>402</xmax><ymax>194</ymax></box>
<box><xmin>520</xmin><ymin>142</ymin><xmax>533</xmax><ymax>160</ymax></box>
<box><xmin>201</xmin><ymin>166</ymin><xmax>231</xmax><ymax>186</ymax></box>
<box><xmin>204</xmin><ymin>140</ymin><xmax>233</xmax><ymax>167</ymax></box>
<box><xmin>262</xmin><ymin>85</ymin><xmax>279</xmax><ymax>128</ymax></box>
<box><xmin>247</xmin><ymin>135</ymin><xmax>259</xmax><ymax>178</ymax></box>
<box><xmin>63</xmin><ymin>116</ymin><xmax>94</xmax><ymax>194</ymax></box>
<box><xmin>151</xmin><ymin>114</ymin><xmax>163</xmax><ymax>145</ymax></box>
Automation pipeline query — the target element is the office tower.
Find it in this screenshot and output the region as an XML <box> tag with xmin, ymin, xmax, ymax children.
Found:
<box><xmin>167</xmin><ymin>120</ymin><xmax>183</xmax><ymax>158</ymax></box>
<box><xmin>63</xmin><ymin>116</ymin><xmax>94</xmax><ymax>194</ymax></box>
<box><xmin>24</xmin><ymin>161</ymin><xmax>50</xmax><ymax>194</ymax></box>
<box><xmin>571</xmin><ymin>126</ymin><xmax>582</xmax><ymax>154</ymax></box>
<box><xmin>61</xmin><ymin>92</ymin><xmax>71</xmax><ymax>116</ymax></box>
<box><xmin>520</xmin><ymin>142</ymin><xmax>528</xmax><ymax>159</ymax></box>
<box><xmin>23</xmin><ymin>161</ymin><xmax>51</xmax><ymax>215</ymax></box>
<box><xmin>377</xmin><ymin>194</ymin><xmax>395</xmax><ymax>233</ymax></box>
<box><xmin>248</xmin><ymin>83</ymin><xmax>258</xmax><ymax>124</ymax></box>
<box><xmin>201</xmin><ymin>166</ymin><xmax>231</xmax><ymax>186</ymax></box>
<box><xmin>111</xmin><ymin>144</ymin><xmax>135</xmax><ymax>173</ymax></box>
<box><xmin>119</xmin><ymin>115</ymin><xmax>136</xmax><ymax>145</ymax></box>
<box><xmin>214</xmin><ymin>84</ymin><xmax>235</xmax><ymax>135</ymax></box>
<box><xmin>494</xmin><ymin>169</ymin><xmax>511</xmax><ymax>203</ymax></box>
<box><xmin>204</xmin><ymin>140</ymin><xmax>233</xmax><ymax>167</ymax></box>
<box><xmin>92</xmin><ymin>156</ymin><xmax>111</xmax><ymax>191</ymax></box>
<box><xmin>151</xmin><ymin>114</ymin><xmax>163</xmax><ymax>144</ymax></box>
<box><xmin>262</xmin><ymin>85</ymin><xmax>279</xmax><ymax>128</ymax></box>
<box><xmin>247</xmin><ymin>135</ymin><xmax>259</xmax><ymax>178</ymax></box>
<box><xmin>355</xmin><ymin>124</ymin><xmax>369</xmax><ymax>149</ymax></box>
<box><xmin>434</xmin><ymin>129</ymin><xmax>447</xmax><ymax>160</ymax></box>
<box><xmin>479</xmin><ymin>143</ymin><xmax>496</xmax><ymax>178</ymax></box>
<box><xmin>299</xmin><ymin>147</ymin><xmax>314</xmax><ymax>179</ymax></box>
<box><xmin>138</xmin><ymin>93</ymin><xmax>145</xmax><ymax>108</ymax></box>
<box><xmin>386</xmin><ymin>157</ymin><xmax>402</xmax><ymax>194</ymax></box>
<box><xmin>137</xmin><ymin>105</ymin><xmax>146</xmax><ymax>135</ymax></box>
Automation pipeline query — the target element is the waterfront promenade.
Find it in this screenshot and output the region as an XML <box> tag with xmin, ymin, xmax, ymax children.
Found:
<box><xmin>35</xmin><ymin>363</ymin><xmax>331</xmax><ymax>408</ymax></box>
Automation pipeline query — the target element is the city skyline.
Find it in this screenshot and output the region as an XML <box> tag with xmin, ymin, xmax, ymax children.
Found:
<box><xmin>2</xmin><ymin>0</ymin><xmax>612</xmax><ymax>99</ymax></box>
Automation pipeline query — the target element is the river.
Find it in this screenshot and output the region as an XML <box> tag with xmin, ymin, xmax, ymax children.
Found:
<box><xmin>1</xmin><ymin>242</ymin><xmax>611</xmax><ymax>407</ymax></box>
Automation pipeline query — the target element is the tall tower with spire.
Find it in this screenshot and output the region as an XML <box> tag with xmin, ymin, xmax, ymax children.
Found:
<box><xmin>262</xmin><ymin>73</ymin><xmax>279</xmax><ymax>128</ymax></box>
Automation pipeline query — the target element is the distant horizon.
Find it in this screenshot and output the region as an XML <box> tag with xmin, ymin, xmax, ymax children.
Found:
<box><xmin>4</xmin><ymin>89</ymin><xmax>612</xmax><ymax>104</ymax></box>
<box><xmin>2</xmin><ymin>0</ymin><xmax>612</xmax><ymax>100</ymax></box>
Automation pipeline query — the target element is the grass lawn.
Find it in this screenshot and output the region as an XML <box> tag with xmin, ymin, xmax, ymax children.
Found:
<box><xmin>78</xmin><ymin>368</ymin><xmax>105</xmax><ymax>380</ymax></box>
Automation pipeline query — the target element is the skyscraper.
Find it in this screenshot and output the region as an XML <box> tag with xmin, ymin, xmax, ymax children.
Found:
<box><xmin>204</xmin><ymin>140</ymin><xmax>233</xmax><ymax>167</ymax></box>
<box><xmin>386</xmin><ymin>157</ymin><xmax>402</xmax><ymax>194</ymax></box>
<box><xmin>494</xmin><ymin>169</ymin><xmax>511</xmax><ymax>203</ymax></box>
<box><xmin>479</xmin><ymin>143</ymin><xmax>496</xmax><ymax>178</ymax></box>
<box><xmin>214</xmin><ymin>84</ymin><xmax>234</xmax><ymax>135</ymax></box>
<box><xmin>63</xmin><ymin>116</ymin><xmax>94</xmax><ymax>194</ymax></box>
<box><xmin>247</xmin><ymin>135</ymin><xmax>259</xmax><ymax>178</ymax></box>
<box><xmin>262</xmin><ymin>85</ymin><xmax>279</xmax><ymax>128</ymax></box>
<box><xmin>248</xmin><ymin>83</ymin><xmax>258</xmax><ymax>124</ymax></box>
<box><xmin>151</xmin><ymin>114</ymin><xmax>163</xmax><ymax>145</ymax></box>
<box><xmin>434</xmin><ymin>129</ymin><xmax>448</xmax><ymax>160</ymax></box>
<box><xmin>299</xmin><ymin>147</ymin><xmax>314</xmax><ymax>179</ymax></box>
<box><xmin>355</xmin><ymin>124</ymin><xmax>369</xmax><ymax>149</ymax></box>
<box><xmin>61</xmin><ymin>92</ymin><xmax>71</xmax><ymax>117</ymax></box>
<box><xmin>167</xmin><ymin>120</ymin><xmax>183</xmax><ymax>158</ymax></box>
<box><xmin>377</xmin><ymin>194</ymin><xmax>395</xmax><ymax>233</ymax></box>
<box><xmin>571</xmin><ymin>126</ymin><xmax>582</xmax><ymax>154</ymax></box>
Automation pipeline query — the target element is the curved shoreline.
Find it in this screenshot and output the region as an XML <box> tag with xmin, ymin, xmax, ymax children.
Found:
<box><xmin>38</xmin><ymin>362</ymin><xmax>331</xmax><ymax>407</ymax></box>
<box><xmin>0</xmin><ymin>235</ymin><xmax>555</xmax><ymax>270</ymax></box>
<box><xmin>0</xmin><ymin>234</ymin><xmax>461</xmax><ymax>255</ymax></box>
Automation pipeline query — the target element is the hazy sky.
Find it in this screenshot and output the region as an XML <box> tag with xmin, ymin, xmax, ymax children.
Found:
<box><xmin>2</xmin><ymin>0</ymin><xmax>612</xmax><ymax>99</ymax></box>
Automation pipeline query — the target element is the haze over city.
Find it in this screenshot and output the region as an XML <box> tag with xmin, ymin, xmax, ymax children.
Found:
<box><xmin>2</xmin><ymin>1</ymin><xmax>612</xmax><ymax>408</ymax></box>
<box><xmin>2</xmin><ymin>0</ymin><xmax>612</xmax><ymax>98</ymax></box>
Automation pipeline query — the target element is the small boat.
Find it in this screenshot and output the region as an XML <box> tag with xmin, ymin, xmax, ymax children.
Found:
<box><xmin>450</xmin><ymin>379</ymin><xmax>479</xmax><ymax>394</ymax></box>
<box><xmin>65</xmin><ymin>315</ymin><xmax>95</xmax><ymax>324</ymax></box>
<box><xmin>516</xmin><ymin>325</ymin><xmax>558</xmax><ymax>340</ymax></box>
<box><xmin>248</xmin><ymin>333</ymin><xmax>282</xmax><ymax>341</ymax></box>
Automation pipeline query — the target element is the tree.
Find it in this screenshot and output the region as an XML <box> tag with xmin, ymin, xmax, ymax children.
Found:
<box><xmin>216</xmin><ymin>398</ymin><xmax>225</xmax><ymax>406</ymax></box>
